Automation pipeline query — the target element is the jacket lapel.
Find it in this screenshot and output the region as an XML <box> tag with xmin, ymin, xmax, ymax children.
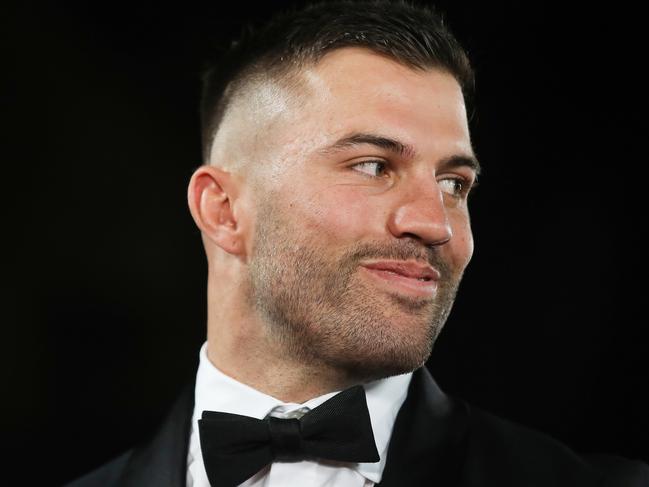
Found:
<box><xmin>120</xmin><ymin>382</ymin><xmax>195</xmax><ymax>487</ymax></box>
<box><xmin>377</xmin><ymin>367</ymin><xmax>470</xmax><ymax>486</ymax></box>
<box><xmin>112</xmin><ymin>367</ymin><xmax>467</xmax><ymax>487</ymax></box>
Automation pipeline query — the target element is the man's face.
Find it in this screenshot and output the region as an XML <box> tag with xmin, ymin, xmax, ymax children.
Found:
<box><xmin>244</xmin><ymin>48</ymin><xmax>477</xmax><ymax>381</ymax></box>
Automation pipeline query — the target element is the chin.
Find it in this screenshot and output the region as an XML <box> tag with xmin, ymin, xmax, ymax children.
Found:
<box><xmin>328</xmin><ymin>321</ymin><xmax>442</xmax><ymax>383</ymax></box>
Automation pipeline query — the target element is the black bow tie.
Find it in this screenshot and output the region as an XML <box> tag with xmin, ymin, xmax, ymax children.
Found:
<box><xmin>198</xmin><ymin>385</ymin><xmax>380</xmax><ymax>487</ymax></box>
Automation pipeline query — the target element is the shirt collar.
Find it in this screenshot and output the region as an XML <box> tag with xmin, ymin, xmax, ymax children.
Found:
<box><xmin>192</xmin><ymin>342</ymin><xmax>412</xmax><ymax>484</ymax></box>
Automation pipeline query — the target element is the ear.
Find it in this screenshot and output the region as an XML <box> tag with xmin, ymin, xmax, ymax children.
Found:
<box><xmin>187</xmin><ymin>165</ymin><xmax>245</xmax><ymax>256</ymax></box>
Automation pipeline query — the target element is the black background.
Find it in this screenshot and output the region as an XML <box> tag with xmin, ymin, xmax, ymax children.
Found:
<box><xmin>4</xmin><ymin>1</ymin><xmax>648</xmax><ymax>485</ymax></box>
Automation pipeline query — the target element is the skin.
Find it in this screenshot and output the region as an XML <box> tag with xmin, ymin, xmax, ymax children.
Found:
<box><xmin>187</xmin><ymin>48</ymin><xmax>478</xmax><ymax>403</ymax></box>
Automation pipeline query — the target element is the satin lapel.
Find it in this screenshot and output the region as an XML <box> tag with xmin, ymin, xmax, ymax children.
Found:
<box><xmin>377</xmin><ymin>367</ymin><xmax>470</xmax><ymax>487</ymax></box>
<box><xmin>120</xmin><ymin>382</ymin><xmax>195</xmax><ymax>487</ymax></box>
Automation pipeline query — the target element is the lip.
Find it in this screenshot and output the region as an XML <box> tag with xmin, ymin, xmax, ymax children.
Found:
<box><xmin>359</xmin><ymin>260</ymin><xmax>440</xmax><ymax>298</ymax></box>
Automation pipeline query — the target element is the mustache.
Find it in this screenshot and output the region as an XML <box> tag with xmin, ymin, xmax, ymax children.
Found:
<box><xmin>343</xmin><ymin>240</ymin><xmax>451</xmax><ymax>278</ymax></box>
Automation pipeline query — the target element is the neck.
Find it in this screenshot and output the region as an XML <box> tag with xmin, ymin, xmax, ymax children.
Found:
<box><xmin>206</xmin><ymin>336</ymin><xmax>355</xmax><ymax>403</ymax></box>
<box><xmin>206</xmin><ymin>278</ymin><xmax>357</xmax><ymax>404</ymax></box>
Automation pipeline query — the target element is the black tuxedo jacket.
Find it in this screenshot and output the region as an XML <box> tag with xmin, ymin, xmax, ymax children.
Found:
<box><xmin>67</xmin><ymin>367</ymin><xmax>649</xmax><ymax>486</ymax></box>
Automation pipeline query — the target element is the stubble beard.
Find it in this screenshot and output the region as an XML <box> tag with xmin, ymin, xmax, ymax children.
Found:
<box><xmin>247</xmin><ymin>203</ymin><xmax>464</xmax><ymax>384</ymax></box>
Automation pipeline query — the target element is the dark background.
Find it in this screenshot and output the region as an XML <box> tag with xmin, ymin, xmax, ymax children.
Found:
<box><xmin>4</xmin><ymin>0</ymin><xmax>647</xmax><ymax>485</ymax></box>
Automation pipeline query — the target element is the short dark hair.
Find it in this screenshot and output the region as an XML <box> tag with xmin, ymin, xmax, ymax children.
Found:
<box><xmin>200</xmin><ymin>0</ymin><xmax>474</xmax><ymax>163</ymax></box>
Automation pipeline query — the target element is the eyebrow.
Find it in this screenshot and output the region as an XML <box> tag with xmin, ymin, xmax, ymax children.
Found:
<box><xmin>438</xmin><ymin>154</ymin><xmax>482</xmax><ymax>176</ymax></box>
<box><xmin>319</xmin><ymin>133</ymin><xmax>417</xmax><ymax>159</ymax></box>
<box><xmin>318</xmin><ymin>132</ymin><xmax>481</xmax><ymax>175</ymax></box>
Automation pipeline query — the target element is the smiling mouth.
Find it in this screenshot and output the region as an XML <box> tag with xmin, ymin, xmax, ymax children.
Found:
<box><xmin>359</xmin><ymin>260</ymin><xmax>440</xmax><ymax>297</ymax></box>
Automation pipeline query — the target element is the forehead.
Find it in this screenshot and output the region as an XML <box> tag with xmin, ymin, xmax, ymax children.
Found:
<box><xmin>216</xmin><ymin>47</ymin><xmax>474</xmax><ymax>179</ymax></box>
<box><xmin>304</xmin><ymin>47</ymin><xmax>466</xmax><ymax>114</ymax></box>
<box><xmin>273</xmin><ymin>48</ymin><xmax>472</xmax><ymax>161</ymax></box>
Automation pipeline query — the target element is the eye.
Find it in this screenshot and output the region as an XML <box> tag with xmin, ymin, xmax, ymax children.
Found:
<box><xmin>351</xmin><ymin>160</ymin><xmax>387</xmax><ymax>177</ymax></box>
<box><xmin>438</xmin><ymin>177</ymin><xmax>466</xmax><ymax>197</ymax></box>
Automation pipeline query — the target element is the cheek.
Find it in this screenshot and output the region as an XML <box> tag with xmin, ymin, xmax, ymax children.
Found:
<box><xmin>448</xmin><ymin>214</ymin><xmax>474</xmax><ymax>269</ymax></box>
<box><xmin>290</xmin><ymin>185</ymin><xmax>384</xmax><ymax>240</ymax></box>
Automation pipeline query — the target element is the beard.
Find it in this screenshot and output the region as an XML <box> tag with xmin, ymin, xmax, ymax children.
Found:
<box><xmin>247</xmin><ymin>200</ymin><xmax>464</xmax><ymax>383</ymax></box>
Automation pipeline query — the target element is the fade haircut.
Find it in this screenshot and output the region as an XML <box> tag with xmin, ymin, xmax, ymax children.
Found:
<box><xmin>200</xmin><ymin>0</ymin><xmax>474</xmax><ymax>163</ymax></box>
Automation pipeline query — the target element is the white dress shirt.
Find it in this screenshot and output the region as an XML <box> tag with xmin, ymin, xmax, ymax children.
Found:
<box><xmin>186</xmin><ymin>342</ymin><xmax>412</xmax><ymax>487</ymax></box>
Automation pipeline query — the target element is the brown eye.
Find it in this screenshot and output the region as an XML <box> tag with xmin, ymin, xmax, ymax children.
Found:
<box><xmin>352</xmin><ymin>161</ymin><xmax>387</xmax><ymax>177</ymax></box>
<box><xmin>438</xmin><ymin>178</ymin><xmax>464</xmax><ymax>197</ymax></box>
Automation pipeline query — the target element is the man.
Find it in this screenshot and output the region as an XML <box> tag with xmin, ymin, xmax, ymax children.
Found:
<box><xmin>68</xmin><ymin>1</ymin><xmax>649</xmax><ymax>486</ymax></box>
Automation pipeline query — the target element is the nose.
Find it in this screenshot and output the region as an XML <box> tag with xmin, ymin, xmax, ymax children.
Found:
<box><xmin>387</xmin><ymin>179</ymin><xmax>453</xmax><ymax>246</ymax></box>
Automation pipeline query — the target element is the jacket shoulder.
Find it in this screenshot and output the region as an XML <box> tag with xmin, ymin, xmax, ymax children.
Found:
<box><xmin>64</xmin><ymin>450</ymin><xmax>134</xmax><ymax>487</ymax></box>
<box><xmin>64</xmin><ymin>382</ymin><xmax>194</xmax><ymax>487</ymax></box>
<box><xmin>461</xmin><ymin>405</ymin><xmax>649</xmax><ymax>487</ymax></box>
<box><xmin>593</xmin><ymin>454</ymin><xmax>649</xmax><ymax>487</ymax></box>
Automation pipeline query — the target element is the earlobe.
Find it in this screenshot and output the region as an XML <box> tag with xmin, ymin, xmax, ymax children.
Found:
<box><xmin>187</xmin><ymin>165</ymin><xmax>244</xmax><ymax>255</ymax></box>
